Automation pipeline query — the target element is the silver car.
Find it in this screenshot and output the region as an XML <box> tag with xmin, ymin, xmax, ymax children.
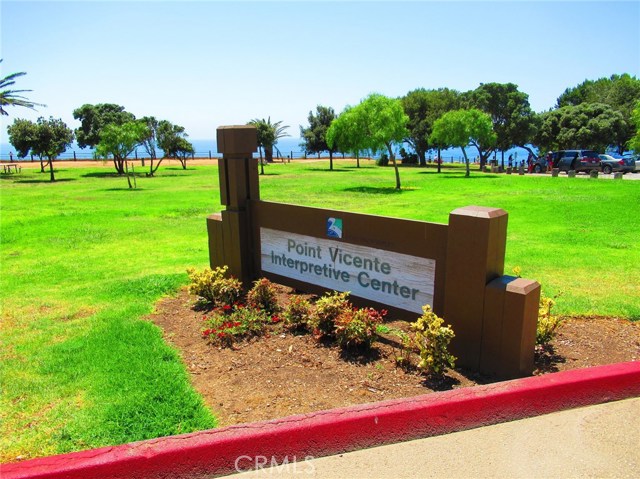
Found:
<box><xmin>599</xmin><ymin>154</ymin><xmax>637</xmax><ymax>174</ymax></box>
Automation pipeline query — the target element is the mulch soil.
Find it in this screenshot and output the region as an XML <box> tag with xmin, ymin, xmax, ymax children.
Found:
<box><xmin>147</xmin><ymin>285</ymin><xmax>640</xmax><ymax>427</ymax></box>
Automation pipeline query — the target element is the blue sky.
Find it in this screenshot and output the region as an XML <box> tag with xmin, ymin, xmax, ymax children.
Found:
<box><xmin>1</xmin><ymin>0</ymin><xmax>639</xmax><ymax>146</ymax></box>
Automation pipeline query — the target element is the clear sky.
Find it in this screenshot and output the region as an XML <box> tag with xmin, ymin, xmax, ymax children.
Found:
<box><xmin>1</xmin><ymin>0</ymin><xmax>639</xmax><ymax>145</ymax></box>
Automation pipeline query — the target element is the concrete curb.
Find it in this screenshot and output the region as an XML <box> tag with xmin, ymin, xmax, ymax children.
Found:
<box><xmin>4</xmin><ymin>361</ymin><xmax>639</xmax><ymax>479</ymax></box>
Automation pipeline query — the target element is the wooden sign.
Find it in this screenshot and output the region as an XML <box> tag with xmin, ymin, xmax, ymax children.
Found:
<box><xmin>260</xmin><ymin>228</ymin><xmax>435</xmax><ymax>313</ymax></box>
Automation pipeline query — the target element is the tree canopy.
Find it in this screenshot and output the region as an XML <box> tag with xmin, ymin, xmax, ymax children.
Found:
<box><xmin>556</xmin><ymin>74</ymin><xmax>640</xmax><ymax>152</ymax></box>
<box><xmin>248</xmin><ymin>117</ymin><xmax>289</xmax><ymax>169</ymax></box>
<box><xmin>157</xmin><ymin>120</ymin><xmax>194</xmax><ymax>170</ymax></box>
<box><xmin>401</xmin><ymin>88</ymin><xmax>461</xmax><ymax>166</ymax></box>
<box><xmin>73</xmin><ymin>103</ymin><xmax>135</xmax><ymax>149</ymax></box>
<box><xmin>7</xmin><ymin>116</ymin><xmax>73</xmax><ymax>181</ymax></box>
<box><xmin>534</xmin><ymin>103</ymin><xmax>625</xmax><ymax>153</ymax></box>
<box><xmin>430</xmin><ymin>109</ymin><xmax>496</xmax><ymax>177</ymax></box>
<box><xmin>628</xmin><ymin>101</ymin><xmax>640</xmax><ymax>153</ymax></box>
<box><xmin>300</xmin><ymin>105</ymin><xmax>337</xmax><ymax>169</ymax></box>
<box><xmin>95</xmin><ymin>121</ymin><xmax>147</xmax><ymax>175</ymax></box>
<box><xmin>467</xmin><ymin>82</ymin><xmax>536</xmax><ymax>165</ymax></box>
<box><xmin>329</xmin><ymin>93</ymin><xmax>408</xmax><ymax>189</ymax></box>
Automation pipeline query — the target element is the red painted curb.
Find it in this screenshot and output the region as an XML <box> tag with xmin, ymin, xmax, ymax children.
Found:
<box><xmin>3</xmin><ymin>361</ymin><xmax>639</xmax><ymax>479</ymax></box>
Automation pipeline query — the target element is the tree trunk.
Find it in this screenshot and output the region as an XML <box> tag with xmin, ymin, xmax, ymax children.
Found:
<box><xmin>461</xmin><ymin>148</ymin><xmax>470</xmax><ymax>178</ymax></box>
<box><xmin>265</xmin><ymin>145</ymin><xmax>273</xmax><ymax>163</ymax></box>
<box><xmin>418</xmin><ymin>148</ymin><xmax>426</xmax><ymax>167</ymax></box>
<box><xmin>387</xmin><ymin>143</ymin><xmax>401</xmax><ymax>190</ymax></box>
<box><xmin>39</xmin><ymin>157</ymin><xmax>45</xmax><ymax>173</ymax></box>
<box><xmin>48</xmin><ymin>158</ymin><xmax>55</xmax><ymax>182</ymax></box>
<box><xmin>437</xmin><ymin>148</ymin><xmax>442</xmax><ymax>174</ymax></box>
<box><xmin>356</xmin><ymin>152</ymin><xmax>360</xmax><ymax>168</ymax></box>
<box><xmin>329</xmin><ymin>150</ymin><xmax>333</xmax><ymax>171</ymax></box>
<box><xmin>501</xmin><ymin>151</ymin><xmax>505</xmax><ymax>170</ymax></box>
<box><xmin>259</xmin><ymin>148</ymin><xmax>264</xmax><ymax>175</ymax></box>
<box><xmin>125</xmin><ymin>161</ymin><xmax>133</xmax><ymax>189</ymax></box>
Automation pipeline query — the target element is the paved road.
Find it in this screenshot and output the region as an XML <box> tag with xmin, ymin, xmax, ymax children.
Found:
<box><xmin>227</xmin><ymin>397</ymin><xmax>640</xmax><ymax>478</ymax></box>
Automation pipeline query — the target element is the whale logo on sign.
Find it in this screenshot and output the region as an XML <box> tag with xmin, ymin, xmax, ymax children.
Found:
<box><xmin>327</xmin><ymin>217</ymin><xmax>343</xmax><ymax>238</ymax></box>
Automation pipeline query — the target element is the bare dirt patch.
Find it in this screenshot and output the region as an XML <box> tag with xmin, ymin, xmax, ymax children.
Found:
<box><xmin>147</xmin><ymin>287</ymin><xmax>640</xmax><ymax>427</ymax></box>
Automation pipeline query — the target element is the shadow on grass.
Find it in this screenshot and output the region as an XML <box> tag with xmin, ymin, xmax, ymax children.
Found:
<box><xmin>304</xmin><ymin>167</ymin><xmax>353</xmax><ymax>173</ymax></box>
<box><xmin>418</xmin><ymin>171</ymin><xmax>498</xmax><ymax>179</ymax></box>
<box><xmin>6</xmin><ymin>178</ymin><xmax>76</xmax><ymax>184</ymax></box>
<box><xmin>102</xmin><ymin>187</ymin><xmax>146</xmax><ymax>192</ymax></box>
<box><xmin>342</xmin><ymin>186</ymin><xmax>402</xmax><ymax>195</ymax></box>
<box><xmin>81</xmin><ymin>171</ymin><xmax>124</xmax><ymax>178</ymax></box>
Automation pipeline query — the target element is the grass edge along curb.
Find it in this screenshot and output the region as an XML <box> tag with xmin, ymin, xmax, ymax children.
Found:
<box><xmin>4</xmin><ymin>360</ymin><xmax>639</xmax><ymax>479</ymax></box>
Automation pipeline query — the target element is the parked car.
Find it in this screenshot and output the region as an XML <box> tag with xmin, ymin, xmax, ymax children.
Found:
<box><xmin>598</xmin><ymin>154</ymin><xmax>636</xmax><ymax>174</ymax></box>
<box><xmin>622</xmin><ymin>153</ymin><xmax>640</xmax><ymax>172</ymax></box>
<box><xmin>532</xmin><ymin>151</ymin><xmax>561</xmax><ymax>173</ymax></box>
<box><xmin>555</xmin><ymin>150</ymin><xmax>601</xmax><ymax>174</ymax></box>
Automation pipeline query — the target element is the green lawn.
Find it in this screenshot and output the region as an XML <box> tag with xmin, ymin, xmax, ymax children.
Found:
<box><xmin>1</xmin><ymin>160</ymin><xmax>638</xmax><ymax>461</ymax></box>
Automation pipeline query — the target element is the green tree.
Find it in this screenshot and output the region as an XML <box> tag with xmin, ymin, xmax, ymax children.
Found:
<box><xmin>326</xmin><ymin>106</ymin><xmax>369</xmax><ymax>168</ymax></box>
<box><xmin>248</xmin><ymin>117</ymin><xmax>289</xmax><ymax>173</ymax></box>
<box><xmin>430</xmin><ymin>109</ymin><xmax>496</xmax><ymax>177</ymax></box>
<box><xmin>628</xmin><ymin>101</ymin><xmax>640</xmax><ymax>152</ymax></box>
<box><xmin>468</xmin><ymin>82</ymin><xmax>537</xmax><ymax>168</ymax></box>
<box><xmin>7</xmin><ymin>117</ymin><xmax>73</xmax><ymax>181</ymax></box>
<box><xmin>0</xmin><ymin>59</ymin><xmax>45</xmax><ymax>116</ymax></box>
<box><xmin>556</xmin><ymin>74</ymin><xmax>640</xmax><ymax>152</ymax></box>
<box><xmin>300</xmin><ymin>105</ymin><xmax>337</xmax><ymax>170</ymax></box>
<box><xmin>329</xmin><ymin>94</ymin><xmax>408</xmax><ymax>189</ymax></box>
<box><xmin>73</xmin><ymin>103</ymin><xmax>135</xmax><ymax>149</ymax></box>
<box><xmin>157</xmin><ymin>120</ymin><xmax>194</xmax><ymax>171</ymax></box>
<box><xmin>7</xmin><ymin>118</ymin><xmax>36</xmax><ymax>158</ymax></box>
<box><xmin>95</xmin><ymin>121</ymin><xmax>147</xmax><ymax>181</ymax></box>
<box><xmin>138</xmin><ymin>116</ymin><xmax>159</xmax><ymax>169</ymax></box>
<box><xmin>534</xmin><ymin>103</ymin><xmax>624</xmax><ymax>153</ymax></box>
<box><xmin>401</xmin><ymin>88</ymin><xmax>461</xmax><ymax>166</ymax></box>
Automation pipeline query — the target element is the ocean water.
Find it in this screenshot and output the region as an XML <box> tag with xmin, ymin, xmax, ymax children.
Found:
<box><xmin>0</xmin><ymin>137</ymin><xmax>534</xmax><ymax>163</ymax></box>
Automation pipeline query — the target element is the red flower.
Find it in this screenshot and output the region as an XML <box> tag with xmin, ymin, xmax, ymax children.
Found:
<box><xmin>271</xmin><ymin>315</ymin><xmax>281</xmax><ymax>323</ymax></box>
<box><xmin>223</xmin><ymin>304</ymin><xmax>232</xmax><ymax>311</ymax></box>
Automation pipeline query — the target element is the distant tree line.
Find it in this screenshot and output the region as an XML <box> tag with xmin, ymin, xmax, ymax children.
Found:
<box><xmin>3</xmin><ymin>61</ymin><xmax>639</xmax><ymax>189</ymax></box>
<box><xmin>6</xmin><ymin>102</ymin><xmax>195</xmax><ymax>183</ymax></box>
<box><xmin>298</xmin><ymin>74</ymin><xmax>640</xmax><ymax>188</ymax></box>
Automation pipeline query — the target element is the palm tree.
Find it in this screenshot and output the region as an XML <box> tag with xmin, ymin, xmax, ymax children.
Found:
<box><xmin>248</xmin><ymin>117</ymin><xmax>289</xmax><ymax>165</ymax></box>
<box><xmin>0</xmin><ymin>59</ymin><xmax>45</xmax><ymax>116</ymax></box>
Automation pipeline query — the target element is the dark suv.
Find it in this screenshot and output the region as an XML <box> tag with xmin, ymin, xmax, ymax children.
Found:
<box><xmin>555</xmin><ymin>150</ymin><xmax>601</xmax><ymax>173</ymax></box>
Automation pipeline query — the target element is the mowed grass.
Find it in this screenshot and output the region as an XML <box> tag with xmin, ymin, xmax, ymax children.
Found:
<box><xmin>1</xmin><ymin>160</ymin><xmax>638</xmax><ymax>461</ymax></box>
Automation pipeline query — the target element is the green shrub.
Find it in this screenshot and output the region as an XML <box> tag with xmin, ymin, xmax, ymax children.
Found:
<box><xmin>309</xmin><ymin>291</ymin><xmax>351</xmax><ymax>339</ymax></box>
<box><xmin>202</xmin><ymin>304</ymin><xmax>269</xmax><ymax>347</ymax></box>
<box><xmin>283</xmin><ymin>296</ymin><xmax>311</xmax><ymax>332</ymax></box>
<box><xmin>376</xmin><ymin>153</ymin><xmax>389</xmax><ymax>166</ymax></box>
<box><xmin>247</xmin><ymin>278</ymin><xmax>280</xmax><ymax>314</ymax></box>
<box><xmin>335</xmin><ymin>307</ymin><xmax>385</xmax><ymax>350</ymax></box>
<box><xmin>187</xmin><ymin>266</ymin><xmax>242</xmax><ymax>306</ymax></box>
<box><xmin>537</xmin><ymin>294</ymin><xmax>562</xmax><ymax>346</ymax></box>
<box><xmin>399</xmin><ymin>147</ymin><xmax>418</xmax><ymax>165</ymax></box>
<box><xmin>411</xmin><ymin>305</ymin><xmax>456</xmax><ymax>378</ymax></box>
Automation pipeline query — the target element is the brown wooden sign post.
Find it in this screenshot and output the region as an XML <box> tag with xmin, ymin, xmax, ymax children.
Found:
<box><xmin>208</xmin><ymin>126</ymin><xmax>540</xmax><ymax>379</ymax></box>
